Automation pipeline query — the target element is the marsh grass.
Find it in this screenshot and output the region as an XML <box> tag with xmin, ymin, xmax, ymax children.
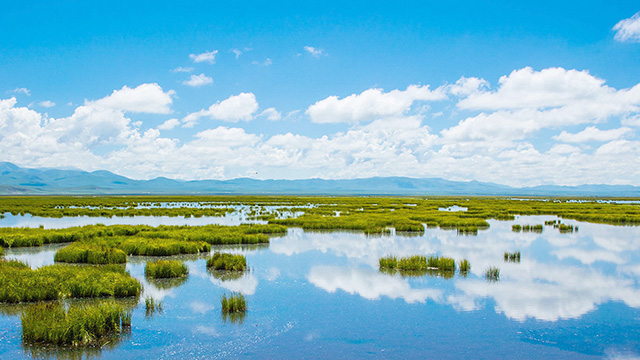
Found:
<box><xmin>144</xmin><ymin>297</ymin><xmax>162</xmax><ymax>317</ymax></box>
<box><xmin>555</xmin><ymin>223</ymin><xmax>578</xmax><ymax>233</ymax></box>
<box><xmin>221</xmin><ymin>293</ymin><xmax>246</xmax><ymax>313</ymax></box>
<box><xmin>458</xmin><ymin>259</ymin><xmax>470</xmax><ymax>273</ymax></box>
<box><xmin>0</xmin><ymin>260</ymin><xmax>140</xmax><ymax>303</ymax></box>
<box><xmin>504</xmin><ymin>251</ymin><xmax>521</xmax><ymax>263</ymax></box>
<box><xmin>147</xmin><ymin>276</ymin><xmax>188</xmax><ymax>290</ymax></box>
<box><xmin>485</xmin><ymin>267</ymin><xmax>500</xmax><ymax>282</ymax></box>
<box><xmin>54</xmin><ymin>242</ymin><xmax>127</xmax><ymax>264</ymax></box>
<box><xmin>379</xmin><ymin>255</ymin><xmax>456</xmax><ymax>272</ymax></box>
<box><xmin>118</xmin><ymin>238</ymin><xmax>210</xmax><ymax>256</ymax></box>
<box><xmin>20</xmin><ymin>300</ymin><xmax>131</xmax><ymax>347</ymax></box>
<box><xmin>144</xmin><ymin>260</ymin><xmax>188</xmax><ymax>279</ymax></box>
<box><xmin>206</xmin><ymin>253</ymin><xmax>247</xmax><ymax>271</ymax></box>
<box><xmin>512</xmin><ymin>224</ymin><xmax>543</xmax><ymax>233</ymax></box>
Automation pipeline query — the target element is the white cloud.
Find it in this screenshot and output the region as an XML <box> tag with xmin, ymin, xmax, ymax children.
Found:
<box><xmin>613</xmin><ymin>12</ymin><xmax>640</xmax><ymax>43</ymax></box>
<box><xmin>172</xmin><ymin>66</ymin><xmax>194</xmax><ymax>73</ymax></box>
<box><xmin>158</xmin><ymin>118</ymin><xmax>180</xmax><ymax>130</ymax></box>
<box><xmin>448</xmin><ymin>77</ymin><xmax>489</xmax><ymax>96</ymax></box>
<box><xmin>231</xmin><ymin>48</ymin><xmax>242</xmax><ymax>59</ymax></box>
<box><xmin>260</xmin><ymin>107</ymin><xmax>282</xmax><ymax>121</ymax></box>
<box><xmin>10</xmin><ymin>88</ymin><xmax>30</xmax><ymax>96</ymax></box>
<box><xmin>553</xmin><ymin>126</ymin><xmax>633</xmax><ymax>143</ymax></box>
<box><xmin>88</xmin><ymin>83</ymin><xmax>175</xmax><ymax>114</ymax></box>
<box><xmin>182</xmin><ymin>73</ymin><xmax>213</xmax><ymax>87</ymax></box>
<box><xmin>251</xmin><ymin>58</ymin><xmax>272</xmax><ymax>66</ymax></box>
<box><xmin>306</xmin><ymin>85</ymin><xmax>447</xmax><ymax>124</ymax></box>
<box><xmin>38</xmin><ymin>100</ymin><xmax>55</xmax><ymax>108</ymax></box>
<box><xmin>189</xmin><ymin>50</ymin><xmax>218</xmax><ymax>64</ymax></box>
<box><xmin>303</xmin><ymin>46</ymin><xmax>325</xmax><ymax>57</ymax></box>
<box><xmin>182</xmin><ymin>92</ymin><xmax>259</xmax><ymax>127</ymax></box>
<box><xmin>308</xmin><ymin>266</ymin><xmax>442</xmax><ymax>303</ymax></box>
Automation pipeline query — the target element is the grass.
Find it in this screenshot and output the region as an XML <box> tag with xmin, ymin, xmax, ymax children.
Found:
<box><xmin>144</xmin><ymin>297</ymin><xmax>162</xmax><ymax>317</ymax></box>
<box><xmin>379</xmin><ymin>255</ymin><xmax>456</xmax><ymax>272</ymax></box>
<box><xmin>145</xmin><ymin>260</ymin><xmax>188</xmax><ymax>278</ymax></box>
<box><xmin>458</xmin><ymin>259</ymin><xmax>470</xmax><ymax>273</ymax></box>
<box><xmin>0</xmin><ymin>259</ymin><xmax>140</xmax><ymax>303</ymax></box>
<box><xmin>206</xmin><ymin>253</ymin><xmax>247</xmax><ymax>271</ymax></box>
<box><xmin>512</xmin><ymin>224</ymin><xmax>543</xmax><ymax>233</ymax></box>
<box><xmin>20</xmin><ymin>300</ymin><xmax>132</xmax><ymax>347</ymax></box>
<box><xmin>485</xmin><ymin>266</ymin><xmax>500</xmax><ymax>282</ymax></box>
<box><xmin>504</xmin><ymin>251</ymin><xmax>521</xmax><ymax>263</ymax></box>
<box><xmin>54</xmin><ymin>242</ymin><xmax>127</xmax><ymax>264</ymax></box>
<box><xmin>555</xmin><ymin>223</ymin><xmax>578</xmax><ymax>233</ymax></box>
<box><xmin>221</xmin><ymin>293</ymin><xmax>246</xmax><ymax>313</ymax></box>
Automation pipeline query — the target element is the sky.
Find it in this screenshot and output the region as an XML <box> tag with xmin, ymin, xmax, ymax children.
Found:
<box><xmin>1</xmin><ymin>0</ymin><xmax>640</xmax><ymax>186</ymax></box>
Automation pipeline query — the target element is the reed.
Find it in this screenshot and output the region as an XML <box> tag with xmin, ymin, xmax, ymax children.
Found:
<box><xmin>54</xmin><ymin>242</ymin><xmax>127</xmax><ymax>264</ymax></box>
<box><xmin>20</xmin><ymin>300</ymin><xmax>131</xmax><ymax>347</ymax></box>
<box><xmin>458</xmin><ymin>259</ymin><xmax>470</xmax><ymax>273</ymax></box>
<box><xmin>145</xmin><ymin>260</ymin><xmax>188</xmax><ymax>279</ymax></box>
<box><xmin>0</xmin><ymin>260</ymin><xmax>140</xmax><ymax>303</ymax></box>
<box><xmin>504</xmin><ymin>251</ymin><xmax>521</xmax><ymax>263</ymax></box>
<box><xmin>485</xmin><ymin>266</ymin><xmax>500</xmax><ymax>282</ymax></box>
<box><xmin>145</xmin><ymin>297</ymin><xmax>162</xmax><ymax>317</ymax></box>
<box><xmin>221</xmin><ymin>293</ymin><xmax>246</xmax><ymax>313</ymax></box>
<box><xmin>379</xmin><ymin>255</ymin><xmax>456</xmax><ymax>272</ymax></box>
<box><xmin>206</xmin><ymin>253</ymin><xmax>247</xmax><ymax>271</ymax></box>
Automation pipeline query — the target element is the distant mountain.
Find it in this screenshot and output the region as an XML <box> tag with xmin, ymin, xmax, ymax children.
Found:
<box><xmin>0</xmin><ymin>162</ymin><xmax>638</xmax><ymax>196</ymax></box>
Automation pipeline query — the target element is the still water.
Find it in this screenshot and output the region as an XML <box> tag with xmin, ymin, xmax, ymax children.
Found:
<box><xmin>1</xmin><ymin>215</ymin><xmax>639</xmax><ymax>359</ymax></box>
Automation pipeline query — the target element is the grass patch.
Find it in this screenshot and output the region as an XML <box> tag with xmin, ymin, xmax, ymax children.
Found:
<box><xmin>54</xmin><ymin>242</ymin><xmax>127</xmax><ymax>264</ymax></box>
<box><xmin>512</xmin><ymin>224</ymin><xmax>543</xmax><ymax>233</ymax></box>
<box><xmin>504</xmin><ymin>251</ymin><xmax>521</xmax><ymax>263</ymax></box>
<box><xmin>144</xmin><ymin>297</ymin><xmax>162</xmax><ymax>317</ymax></box>
<box><xmin>144</xmin><ymin>260</ymin><xmax>188</xmax><ymax>279</ymax></box>
<box><xmin>458</xmin><ymin>259</ymin><xmax>470</xmax><ymax>273</ymax></box>
<box><xmin>221</xmin><ymin>293</ymin><xmax>246</xmax><ymax>313</ymax></box>
<box><xmin>206</xmin><ymin>253</ymin><xmax>247</xmax><ymax>271</ymax></box>
<box><xmin>379</xmin><ymin>255</ymin><xmax>456</xmax><ymax>272</ymax></box>
<box><xmin>0</xmin><ymin>260</ymin><xmax>140</xmax><ymax>303</ymax></box>
<box><xmin>118</xmin><ymin>237</ymin><xmax>210</xmax><ymax>256</ymax></box>
<box><xmin>21</xmin><ymin>300</ymin><xmax>131</xmax><ymax>347</ymax></box>
<box><xmin>485</xmin><ymin>266</ymin><xmax>500</xmax><ymax>282</ymax></box>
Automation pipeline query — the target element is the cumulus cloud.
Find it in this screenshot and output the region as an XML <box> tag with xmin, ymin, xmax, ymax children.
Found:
<box><xmin>158</xmin><ymin>118</ymin><xmax>180</xmax><ymax>130</ymax></box>
<box><xmin>182</xmin><ymin>92</ymin><xmax>259</xmax><ymax>127</ymax></box>
<box><xmin>190</xmin><ymin>50</ymin><xmax>218</xmax><ymax>64</ymax></box>
<box><xmin>182</xmin><ymin>73</ymin><xmax>213</xmax><ymax>87</ymax></box>
<box><xmin>88</xmin><ymin>83</ymin><xmax>175</xmax><ymax>114</ymax></box>
<box><xmin>304</xmin><ymin>46</ymin><xmax>326</xmax><ymax>57</ymax></box>
<box><xmin>553</xmin><ymin>126</ymin><xmax>633</xmax><ymax>143</ymax></box>
<box><xmin>613</xmin><ymin>12</ymin><xmax>640</xmax><ymax>43</ymax></box>
<box><xmin>306</xmin><ymin>85</ymin><xmax>446</xmax><ymax>124</ymax></box>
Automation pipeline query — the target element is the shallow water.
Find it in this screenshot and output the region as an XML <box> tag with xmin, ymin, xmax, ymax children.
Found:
<box><xmin>1</xmin><ymin>215</ymin><xmax>640</xmax><ymax>359</ymax></box>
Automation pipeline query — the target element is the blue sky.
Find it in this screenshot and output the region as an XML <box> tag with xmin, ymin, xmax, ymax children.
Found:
<box><xmin>1</xmin><ymin>1</ymin><xmax>640</xmax><ymax>186</ymax></box>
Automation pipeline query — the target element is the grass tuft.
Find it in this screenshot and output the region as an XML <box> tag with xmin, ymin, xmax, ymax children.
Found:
<box><xmin>144</xmin><ymin>260</ymin><xmax>188</xmax><ymax>279</ymax></box>
<box><xmin>206</xmin><ymin>253</ymin><xmax>247</xmax><ymax>271</ymax></box>
<box><xmin>485</xmin><ymin>266</ymin><xmax>500</xmax><ymax>282</ymax></box>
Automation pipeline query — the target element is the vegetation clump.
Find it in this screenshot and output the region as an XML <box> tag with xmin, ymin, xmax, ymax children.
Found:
<box><xmin>504</xmin><ymin>251</ymin><xmax>521</xmax><ymax>263</ymax></box>
<box><xmin>485</xmin><ymin>266</ymin><xmax>500</xmax><ymax>282</ymax></box>
<box><xmin>511</xmin><ymin>224</ymin><xmax>543</xmax><ymax>233</ymax></box>
<box><xmin>21</xmin><ymin>300</ymin><xmax>132</xmax><ymax>347</ymax></box>
<box><xmin>0</xmin><ymin>260</ymin><xmax>140</xmax><ymax>303</ymax></box>
<box><xmin>379</xmin><ymin>255</ymin><xmax>456</xmax><ymax>272</ymax></box>
<box><xmin>145</xmin><ymin>297</ymin><xmax>162</xmax><ymax>317</ymax></box>
<box><xmin>206</xmin><ymin>253</ymin><xmax>247</xmax><ymax>271</ymax></box>
<box><xmin>145</xmin><ymin>260</ymin><xmax>188</xmax><ymax>279</ymax></box>
<box><xmin>458</xmin><ymin>259</ymin><xmax>470</xmax><ymax>273</ymax></box>
<box><xmin>221</xmin><ymin>293</ymin><xmax>246</xmax><ymax>313</ymax></box>
<box><xmin>555</xmin><ymin>223</ymin><xmax>578</xmax><ymax>233</ymax></box>
<box><xmin>54</xmin><ymin>242</ymin><xmax>126</xmax><ymax>264</ymax></box>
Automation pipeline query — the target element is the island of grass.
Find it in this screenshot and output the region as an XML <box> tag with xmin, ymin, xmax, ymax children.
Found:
<box><xmin>0</xmin><ymin>259</ymin><xmax>140</xmax><ymax>303</ymax></box>
<box><xmin>504</xmin><ymin>251</ymin><xmax>521</xmax><ymax>262</ymax></box>
<box><xmin>511</xmin><ymin>224</ymin><xmax>543</xmax><ymax>233</ymax></box>
<box><xmin>207</xmin><ymin>253</ymin><xmax>247</xmax><ymax>271</ymax></box>
<box><xmin>21</xmin><ymin>300</ymin><xmax>132</xmax><ymax>347</ymax></box>
<box><xmin>379</xmin><ymin>255</ymin><xmax>457</xmax><ymax>272</ymax></box>
<box><xmin>54</xmin><ymin>242</ymin><xmax>127</xmax><ymax>264</ymax></box>
<box><xmin>221</xmin><ymin>292</ymin><xmax>246</xmax><ymax>313</ymax></box>
<box><xmin>485</xmin><ymin>266</ymin><xmax>500</xmax><ymax>282</ymax></box>
<box><xmin>145</xmin><ymin>260</ymin><xmax>188</xmax><ymax>279</ymax></box>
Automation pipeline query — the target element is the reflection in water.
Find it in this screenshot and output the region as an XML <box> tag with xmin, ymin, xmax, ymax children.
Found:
<box><xmin>146</xmin><ymin>277</ymin><xmax>188</xmax><ymax>290</ymax></box>
<box><xmin>308</xmin><ymin>266</ymin><xmax>442</xmax><ymax>304</ymax></box>
<box><xmin>208</xmin><ymin>272</ymin><xmax>258</xmax><ymax>295</ymax></box>
<box><xmin>222</xmin><ymin>310</ymin><xmax>246</xmax><ymax>324</ymax></box>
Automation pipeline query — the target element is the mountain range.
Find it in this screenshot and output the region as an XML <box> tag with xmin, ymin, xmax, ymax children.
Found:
<box><xmin>0</xmin><ymin>162</ymin><xmax>638</xmax><ymax>197</ymax></box>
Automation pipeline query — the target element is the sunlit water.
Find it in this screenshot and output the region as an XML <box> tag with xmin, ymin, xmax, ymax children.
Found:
<box><xmin>1</xmin><ymin>215</ymin><xmax>640</xmax><ymax>358</ymax></box>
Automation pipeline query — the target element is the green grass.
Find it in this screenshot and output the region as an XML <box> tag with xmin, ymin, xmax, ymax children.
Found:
<box><xmin>458</xmin><ymin>259</ymin><xmax>470</xmax><ymax>273</ymax></box>
<box><xmin>512</xmin><ymin>224</ymin><xmax>543</xmax><ymax>233</ymax></box>
<box><xmin>379</xmin><ymin>255</ymin><xmax>456</xmax><ymax>272</ymax></box>
<box><xmin>118</xmin><ymin>237</ymin><xmax>210</xmax><ymax>256</ymax></box>
<box><xmin>20</xmin><ymin>300</ymin><xmax>132</xmax><ymax>347</ymax></box>
<box><xmin>144</xmin><ymin>260</ymin><xmax>188</xmax><ymax>278</ymax></box>
<box><xmin>54</xmin><ymin>242</ymin><xmax>127</xmax><ymax>264</ymax></box>
<box><xmin>485</xmin><ymin>266</ymin><xmax>500</xmax><ymax>282</ymax></box>
<box><xmin>206</xmin><ymin>253</ymin><xmax>247</xmax><ymax>271</ymax></box>
<box><xmin>144</xmin><ymin>297</ymin><xmax>162</xmax><ymax>317</ymax></box>
<box><xmin>0</xmin><ymin>259</ymin><xmax>140</xmax><ymax>303</ymax></box>
<box><xmin>504</xmin><ymin>251</ymin><xmax>521</xmax><ymax>263</ymax></box>
<box><xmin>221</xmin><ymin>293</ymin><xmax>246</xmax><ymax>313</ymax></box>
